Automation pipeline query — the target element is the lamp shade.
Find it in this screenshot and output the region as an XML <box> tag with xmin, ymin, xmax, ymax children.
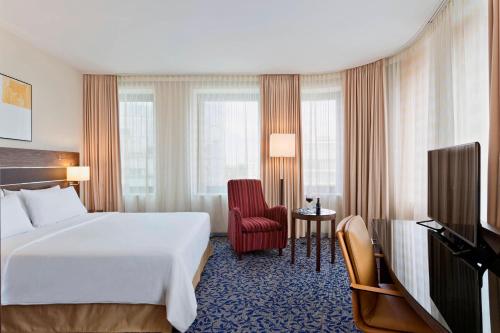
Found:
<box><xmin>67</xmin><ymin>166</ymin><xmax>90</xmax><ymax>182</ymax></box>
<box><xmin>270</xmin><ymin>133</ymin><xmax>296</xmax><ymax>157</ymax></box>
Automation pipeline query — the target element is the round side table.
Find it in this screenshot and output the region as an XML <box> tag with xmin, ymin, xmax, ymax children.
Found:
<box><xmin>291</xmin><ymin>208</ymin><xmax>337</xmax><ymax>272</ymax></box>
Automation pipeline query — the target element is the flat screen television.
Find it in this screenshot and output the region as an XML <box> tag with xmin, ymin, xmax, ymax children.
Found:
<box><xmin>428</xmin><ymin>142</ymin><xmax>480</xmax><ymax>247</ymax></box>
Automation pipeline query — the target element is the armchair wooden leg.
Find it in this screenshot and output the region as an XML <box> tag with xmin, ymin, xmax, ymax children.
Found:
<box><xmin>279</xmin><ymin>248</ymin><xmax>283</xmax><ymax>256</ymax></box>
<box><xmin>238</xmin><ymin>253</ymin><xmax>242</xmax><ymax>260</ymax></box>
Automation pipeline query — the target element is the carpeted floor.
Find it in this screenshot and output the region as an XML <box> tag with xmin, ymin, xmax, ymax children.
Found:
<box><xmin>186</xmin><ymin>237</ymin><xmax>361</xmax><ymax>332</ymax></box>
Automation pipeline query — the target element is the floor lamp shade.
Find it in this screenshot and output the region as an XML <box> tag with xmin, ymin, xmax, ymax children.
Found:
<box><xmin>270</xmin><ymin>134</ymin><xmax>295</xmax><ymax>205</ymax></box>
<box><xmin>270</xmin><ymin>134</ymin><xmax>296</xmax><ymax>158</ymax></box>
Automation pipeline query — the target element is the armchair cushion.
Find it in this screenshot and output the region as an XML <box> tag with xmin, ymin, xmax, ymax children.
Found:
<box><xmin>241</xmin><ymin>217</ymin><xmax>282</xmax><ymax>233</ymax></box>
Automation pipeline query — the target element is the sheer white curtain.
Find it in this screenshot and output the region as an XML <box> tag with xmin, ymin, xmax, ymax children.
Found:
<box><xmin>119</xmin><ymin>89</ymin><xmax>156</xmax><ymax>197</ymax></box>
<box><xmin>118</xmin><ymin>75</ymin><xmax>260</xmax><ymax>232</ymax></box>
<box><xmin>300</xmin><ymin>73</ymin><xmax>344</xmax><ymax>235</ymax></box>
<box><xmin>386</xmin><ymin>0</ymin><xmax>489</xmax><ymax>222</ymax></box>
<box><xmin>195</xmin><ymin>91</ymin><xmax>260</xmax><ymax>195</ymax></box>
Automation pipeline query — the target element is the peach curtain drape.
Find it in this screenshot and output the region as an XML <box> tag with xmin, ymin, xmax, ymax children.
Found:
<box><xmin>343</xmin><ymin>60</ymin><xmax>388</xmax><ymax>233</ymax></box>
<box><xmin>489</xmin><ymin>0</ymin><xmax>500</xmax><ymax>228</ymax></box>
<box><xmin>82</xmin><ymin>74</ymin><xmax>122</xmax><ymax>212</ymax></box>
<box><xmin>260</xmin><ymin>75</ymin><xmax>305</xmax><ymax>237</ymax></box>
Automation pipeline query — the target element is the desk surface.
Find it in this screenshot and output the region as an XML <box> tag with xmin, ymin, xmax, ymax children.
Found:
<box><xmin>373</xmin><ymin>219</ymin><xmax>500</xmax><ymax>333</ymax></box>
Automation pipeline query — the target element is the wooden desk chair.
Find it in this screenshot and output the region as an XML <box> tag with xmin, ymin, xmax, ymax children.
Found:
<box><xmin>336</xmin><ymin>215</ymin><xmax>432</xmax><ymax>333</ymax></box>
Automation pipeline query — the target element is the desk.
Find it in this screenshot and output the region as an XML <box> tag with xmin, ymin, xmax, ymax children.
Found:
<box><xmin>291</xmin><ymin>208</ymin><xmax>336</xmax><ymax>272</ymax></box>
<box><xmin>373</xmin><ymin>219</ymin><xmax>500</xmax><ymax>333</ymax></box>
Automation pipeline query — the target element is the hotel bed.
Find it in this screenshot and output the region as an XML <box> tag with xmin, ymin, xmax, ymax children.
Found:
<box><xmin>1</xmin><ymin>211</ymin><xmax>211</xmax><ymax>333</ymax></box>
<box><xmin>0</xmin><ymin>148</ymin><xmax>212</xmax><ymax>333</ymax></box>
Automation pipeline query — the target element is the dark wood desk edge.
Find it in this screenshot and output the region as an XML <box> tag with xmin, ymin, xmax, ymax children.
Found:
<box><xmin>373</xmin><ymin>221</ymin><xmax>449</xmax><ymax>333</ymax></box>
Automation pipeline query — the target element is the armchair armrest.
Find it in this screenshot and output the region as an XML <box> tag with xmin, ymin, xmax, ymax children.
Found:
<box><xmin>228</xmin><ymin>207</ymin><xmax>243</xmax><ymax>242</ymax></box>
<box><xmin>350</xmin><ymin>283</ymin><xmax>403</xmax><ymax>297</ymax></box>
<box><xmin>229</xmin><ymin>207</ymin><xmax>243</xmax><ymax>224</ymax></box>
<box><xmin>265</xmin><ymin>205</ymin><xmax>287</xmax><ymax>227</ymax></box>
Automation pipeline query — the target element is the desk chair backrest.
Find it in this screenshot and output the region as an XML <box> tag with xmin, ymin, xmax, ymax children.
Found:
<box><xmin>336</xmin><ymin>215</ymin><xmax>378</xmax><ymax>319</ymax></box>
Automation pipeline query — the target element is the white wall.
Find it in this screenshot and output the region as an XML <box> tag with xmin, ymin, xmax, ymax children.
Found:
<box><xmin>0</xmin><ymin>28</ymin><xmax>82</xmax><ymax>152</ymax></box>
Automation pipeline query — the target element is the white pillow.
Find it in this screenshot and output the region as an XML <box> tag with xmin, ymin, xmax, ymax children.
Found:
<box><xmin>1</xmin><ymin>194</ymin><xmax>35</xmax><ymax>239</ymax></box>
<box><xmin>4</xmin><ymin>185</ymin><xmax>60</xmax><ymax>197</ymax></box>
<box><xmin>4</xmin><ymin>185</ymin><xmax>61</xmax><ymax>215</ymax></box>
<box><xmin>21</xmin><ymin>186</ymin><xmax>87</xmax><ymax>227</ymax></box>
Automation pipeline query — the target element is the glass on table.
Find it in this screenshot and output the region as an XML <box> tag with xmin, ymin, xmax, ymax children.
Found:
<box><xmin>305</xmin><ymin>194</ymin><xmax>314</xmax><ymax>212</ymax></box>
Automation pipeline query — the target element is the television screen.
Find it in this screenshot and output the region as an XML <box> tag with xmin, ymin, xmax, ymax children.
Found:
<box><xmin>427</xmin><ymin>142</ymin><xmax>480</xmax><ymax>247</ymax></box>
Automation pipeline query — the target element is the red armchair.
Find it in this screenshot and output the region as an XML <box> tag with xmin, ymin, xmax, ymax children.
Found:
<box><xmin>227</xmin><ymin>179</ymin><xmax>288</xmax><ymax>260</ymax></box>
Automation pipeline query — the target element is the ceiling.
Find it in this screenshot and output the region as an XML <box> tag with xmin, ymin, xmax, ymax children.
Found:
<box><xmin>0</xmin><ymin>0</ymin><xmax>443</xmax><ymax>74</ymax></box>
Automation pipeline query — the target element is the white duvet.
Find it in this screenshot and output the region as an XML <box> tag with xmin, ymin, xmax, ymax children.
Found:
<box><xmin>1</xmin><ymin>212</ymin><xmax>211</xmax><ymax>332</ymax></box>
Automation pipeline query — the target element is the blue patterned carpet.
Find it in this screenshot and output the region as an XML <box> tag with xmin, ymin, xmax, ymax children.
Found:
<box><xmin>186</xmin><ymin>237</ymin><xmax>360</xmax><ymax>332</ymax></box>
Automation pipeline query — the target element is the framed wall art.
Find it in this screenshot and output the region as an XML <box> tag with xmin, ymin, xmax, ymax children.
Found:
<box><xmin>0</xmin><ymin>73</ymin><xmax>32</xmax><ymax>141</ymax></box>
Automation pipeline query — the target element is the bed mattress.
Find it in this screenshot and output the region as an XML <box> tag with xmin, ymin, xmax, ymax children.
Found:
<box><xmin>1</xmin><ymin>212</ymin><xmax>211</xmax><ymax>332</ymax></box>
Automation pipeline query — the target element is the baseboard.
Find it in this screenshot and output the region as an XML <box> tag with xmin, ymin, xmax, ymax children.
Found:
<box><xmin>210</xmin><ymin>232</ymin><xmax>227</xmax><ymax>238</ymax></box>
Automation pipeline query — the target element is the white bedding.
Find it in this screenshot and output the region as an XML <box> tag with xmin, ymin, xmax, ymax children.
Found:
<box><xmin>1</xmin><ymin>212</ymin><xmax>211</xmax><ymax>332</ymax></box>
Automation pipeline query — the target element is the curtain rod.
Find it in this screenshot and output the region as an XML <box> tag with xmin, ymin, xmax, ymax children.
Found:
<box><xmin>387</xmin><ymin>0</ymin><xmax>449</xmax><ymax>58</ymax></box>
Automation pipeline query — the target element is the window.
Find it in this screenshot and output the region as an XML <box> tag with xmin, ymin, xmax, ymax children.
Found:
<box><xmin>301</xmin><ymin>87</ymin><xmax>343</xmax><ymax>196</ymax></box>
<box><xmin>195</xmin><ymin>90</ymin><xmax>260</xmax><ymax>194</ymax></box>
<box><xmin>119</xmin><ymin>90</ymin><xmax>155</xmax><ymax>195</ymax></box>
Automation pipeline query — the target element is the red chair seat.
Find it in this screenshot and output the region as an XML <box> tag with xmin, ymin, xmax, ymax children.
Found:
<box><xmin>241</xmin><ymin>217</ymin><xmax>282</xmax><ymax>233</ymax></box>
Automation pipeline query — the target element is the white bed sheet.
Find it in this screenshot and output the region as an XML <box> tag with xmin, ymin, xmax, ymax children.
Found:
<box><xmin>1</xmin><ymin>212</ymin><xmax>211</xmax><ymax>332</ymax></box>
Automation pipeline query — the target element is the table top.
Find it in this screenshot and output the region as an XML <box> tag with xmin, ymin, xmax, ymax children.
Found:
<box><xmin>292</xmin><ymin>208</ymin><xmax>336</xmax><ymax>219</ymax></box>
<box><xmin>373</xmin><ymin>219</ymin><xmax>500</xmax><ymax>333</ymax></box>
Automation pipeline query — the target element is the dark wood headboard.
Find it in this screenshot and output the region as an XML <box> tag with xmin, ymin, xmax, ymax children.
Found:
<box><xmin>0</xmin><ymin>147</ymin><xmax>79</xmax><ymax>190</ymax></box>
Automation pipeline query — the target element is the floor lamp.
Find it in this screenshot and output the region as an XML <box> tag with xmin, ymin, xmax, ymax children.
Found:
<box><xmin>270</xmin><ymin>133</ymin><xmax>296</xmax><ymax>205</ymax></box>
